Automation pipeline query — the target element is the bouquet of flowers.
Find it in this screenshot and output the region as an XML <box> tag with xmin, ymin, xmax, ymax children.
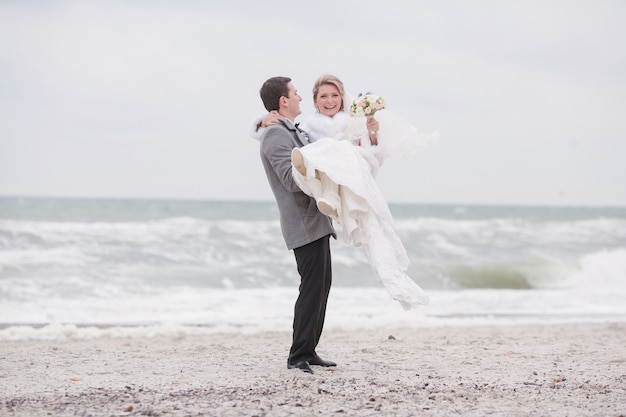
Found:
<box><xmin>349</xmin><ymin>92</ymin><xmax>386</xmax><ymax>118</ymax></box>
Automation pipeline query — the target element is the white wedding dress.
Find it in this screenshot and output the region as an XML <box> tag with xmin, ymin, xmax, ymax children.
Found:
<box><xmin>251</xmin><ymin>109</ymin><xmax>436</xmax><ymax>310</ymax></box>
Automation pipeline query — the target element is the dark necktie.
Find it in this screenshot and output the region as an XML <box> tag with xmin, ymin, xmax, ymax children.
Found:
<box><xmin>294</xmin><ymin>123</ymin><xmax>310</xmax><ymax>143</ymax></box>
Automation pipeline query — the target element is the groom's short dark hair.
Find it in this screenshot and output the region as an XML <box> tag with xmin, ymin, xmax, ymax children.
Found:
<box><xmin>260</xmin><ymin>76</ymin><xmax>291</xmax><ymax>112</ymax></box>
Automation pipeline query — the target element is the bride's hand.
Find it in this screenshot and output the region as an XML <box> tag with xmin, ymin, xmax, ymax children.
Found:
<box><xmin>261</xmin><ymin>110</ymin><xmax>286</xmax><ymax>128</ymax></box>
<box><xmin>366</xmin><ymin>117</ymin><xmax>380</xmax><ymax>145</ymax></box>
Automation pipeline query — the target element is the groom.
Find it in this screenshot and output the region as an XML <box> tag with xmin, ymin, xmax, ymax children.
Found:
<box><xmin>258</xmin><ymin>76</ymin><xmax>337</xmax><ymax>373</ymax></box>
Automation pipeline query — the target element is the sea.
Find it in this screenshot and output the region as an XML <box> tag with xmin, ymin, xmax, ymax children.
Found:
<box><xmin>1</xmin><ymin>197</ymin><xmax>625</xmax><ymax>340</ymax></box>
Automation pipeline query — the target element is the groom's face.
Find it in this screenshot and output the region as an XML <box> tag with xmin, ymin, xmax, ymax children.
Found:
<box><xmin>282</xmin><ymin>82</ymin><xmax>302</xmax><ymax>119</ymax></box>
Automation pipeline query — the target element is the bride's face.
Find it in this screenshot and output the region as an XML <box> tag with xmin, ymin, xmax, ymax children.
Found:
<box><xmin>315</xmin><ymin>84</ymin><xmax>342</xmax><ymax>117</ymax></box>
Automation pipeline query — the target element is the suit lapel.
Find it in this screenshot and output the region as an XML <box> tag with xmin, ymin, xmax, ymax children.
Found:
<box><xmin>280</xmin><ymin>120</ymin><xmax>308</xmax><ymax>147</ymax></box>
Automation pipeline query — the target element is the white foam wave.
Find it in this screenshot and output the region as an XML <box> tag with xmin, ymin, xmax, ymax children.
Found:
<box><xmin>0</xmin><ymin>323</ymin><xmax>228</xmax><ymax>341</ymax></box>
<box><xmin>396</xmin><ymin>217</ymin><xmax>626</xmax><ymax>244</ymax></box>
<box><xmin>0</xmin><ymin>247</ymin><xmax>95</xmax><ymax>267</ymax></box>
<box><xmin>565</xmin><ymin>248</ymin><xmax>626</xmax><ymax>289</ymax></box>
<box><xmin>2</xmin><ymin>286</ymin><xmax>625</xmax><ymax>341</ymax></box>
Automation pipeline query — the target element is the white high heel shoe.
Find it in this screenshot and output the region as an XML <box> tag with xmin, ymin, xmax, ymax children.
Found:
<box><xmin>291</xmin><ymin>148</ymin><xmax>306</xmax><ymax>176</ymax></box>
<box><xmin>317</xmin><ymin>198</ymin><xmax>338</xmax><ymax>219</ymax></box>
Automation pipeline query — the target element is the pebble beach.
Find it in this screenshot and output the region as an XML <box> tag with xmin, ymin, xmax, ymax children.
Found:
<box><xmin>2</xmin><ymin>322</ymin><xmax>625</xmax><ymax>416</ymax></box>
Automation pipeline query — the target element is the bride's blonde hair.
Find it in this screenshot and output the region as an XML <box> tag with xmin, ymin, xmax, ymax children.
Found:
<box><xmin>312</xmin><ymin>74</ymin><xmax>346</xmax><ymax>112</ymax></box>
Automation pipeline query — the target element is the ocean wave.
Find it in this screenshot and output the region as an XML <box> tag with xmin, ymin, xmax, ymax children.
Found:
<box><xmin>2</xmin><ymin>286</ymin><xmax>625</xmax><ymax>341</ymax></box>
<box><xmin>440</xmin><ymin>257</ymin><xmax>579</xmax><ymax>289</ymax></box>
<box><xmin>0</xmin><ymin>323</ymin><xmax>228</xmax><ymax>342</ymax></box>
<box><xmin>566</xmin><ymin>248</ymin><xmax>626</xmax><ymax>288</ymax></box>
<box><xmin>2</xmin><ymin>206</ymin><xmax>626</xmax><ymax>323</ymax></box>
<box><xmin>437</xmin><ymin>248</ymin><xmax>626</xmax><ymax>290</ymax></box>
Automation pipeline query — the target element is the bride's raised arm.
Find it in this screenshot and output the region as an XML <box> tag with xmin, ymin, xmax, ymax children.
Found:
<box><xmin>248</xmin><ymin>111</ymin><xmax>286</xmax><ymax>140</ymax></box>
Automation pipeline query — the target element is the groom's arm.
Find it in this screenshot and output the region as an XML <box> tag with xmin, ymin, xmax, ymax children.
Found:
<box><xmin>261</xmin><ymin>127</ymin><xmax>301</xmax><ymax>193</ymax></box>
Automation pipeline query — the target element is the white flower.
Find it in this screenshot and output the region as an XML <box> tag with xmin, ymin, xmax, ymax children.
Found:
<box><xmin>349</xmin><ymin>92</ymin><xmax>386</xmax><ymax>118</ymax></box>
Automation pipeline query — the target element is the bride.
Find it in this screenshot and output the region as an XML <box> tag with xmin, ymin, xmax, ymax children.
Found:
<box><xmin>250</xmin><ymin>74</ymin><xmax>435</xmax><ymax>310</ymax></box>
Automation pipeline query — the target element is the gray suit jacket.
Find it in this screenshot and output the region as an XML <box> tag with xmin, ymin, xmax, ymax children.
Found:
<box><xmin>259</xmin><ymin>120</ymin><xmax>336</xmax><ymax>250</ymax></box>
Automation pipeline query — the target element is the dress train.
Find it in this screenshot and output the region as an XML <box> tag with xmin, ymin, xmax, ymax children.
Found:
<box><xmin>292</xmin><ymin>138</ymin><xmax>429</xmax><ymax>310</ymax></box>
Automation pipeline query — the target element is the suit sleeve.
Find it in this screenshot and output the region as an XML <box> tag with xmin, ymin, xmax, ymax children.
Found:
<box><xmin>261</xmin><ymin>128</ymin><xmax>302</xmax><ymax>193</ymax></box>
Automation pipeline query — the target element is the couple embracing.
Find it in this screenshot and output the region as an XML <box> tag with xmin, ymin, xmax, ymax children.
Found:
<box><xmin>254</xmin><ymin>75</ymin><xmax>432</xmax><ymax>373</ymax></box>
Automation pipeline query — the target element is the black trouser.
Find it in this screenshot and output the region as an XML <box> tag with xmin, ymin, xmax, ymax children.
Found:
<box><xmin>288</xmin><ymin>235</ymin><xmax>332</xmax><ymax>364</ymax></box>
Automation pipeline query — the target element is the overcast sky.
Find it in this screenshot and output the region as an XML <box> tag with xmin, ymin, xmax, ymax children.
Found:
<box><xmin>1</xmin><ymin>0</ymin><xmax>625</xmax><ymax>207</ymax></box>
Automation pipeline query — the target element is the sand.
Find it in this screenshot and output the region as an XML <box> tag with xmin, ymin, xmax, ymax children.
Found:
<box><xmin>1</xmin><ymin>322</ymin><xmax>625</xmax><ymax>417</ymax></box>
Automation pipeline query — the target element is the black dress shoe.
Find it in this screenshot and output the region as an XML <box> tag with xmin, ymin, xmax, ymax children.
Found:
<box><xmin>309</xmin><ymin>354</ymin><xmax>337</xmax><ymax>367</ymax></box>
<box><xmin>287</xmin><ymin>361</ymin><xmax>314</xmax><ymax>373</ymax></box>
